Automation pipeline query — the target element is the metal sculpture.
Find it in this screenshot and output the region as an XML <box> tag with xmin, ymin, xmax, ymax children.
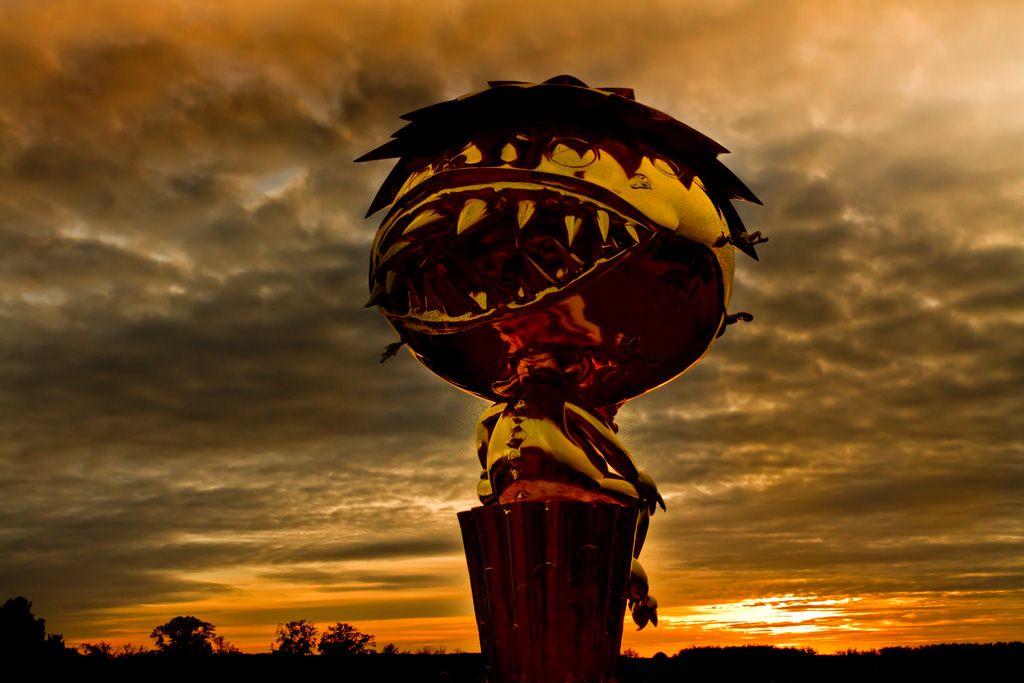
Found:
<box><xmin>359</xmin><ymin>75</ymin><xmax>761</xmax><ymax>682</ymax></box>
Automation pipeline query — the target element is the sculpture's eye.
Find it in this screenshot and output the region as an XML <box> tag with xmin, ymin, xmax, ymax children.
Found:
<box><xmin>652</xmin><ymin>156</ymin><xmax>682</xmax><ymax>178</ymax></box>
<box><xmin>629</xmin><ymin>173</ymin><xmax>652</xmax><ymax>189</ymax></box>
<box><xmin>546</xmin><ymin>138</ymin><xmax>597</xmax><ymax>168</ymax></box>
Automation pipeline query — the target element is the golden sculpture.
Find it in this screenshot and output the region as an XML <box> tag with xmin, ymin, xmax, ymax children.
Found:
<box><xmin>359</xmin><ymin>76</ymin><xmax>761</xmax><ymax>678</ymax></box>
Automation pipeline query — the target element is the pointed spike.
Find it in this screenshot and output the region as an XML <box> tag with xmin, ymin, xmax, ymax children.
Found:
<box><xmin>523</xmin><ymin>254</ymin><xmax>557</xmax><ymax>288</ymax></box>
<box><xmin>375</xmin><ymin>240</ymin><xmax>413</xmax><ymax>272</ymax></box>
<box><xmin>403</xmin><ymin>209</ymin><xmax>444</xmax><ymax>235</ymax></box>
<box><xmin>457</xmin><ymin>199</ymin><xmax>489</xmax><ymax>234</ymax></box>
<box><xmin>564</xmin><ymin>215</ymin><xmax>583</xmax><ymax>245</ymax></box>
<box><xmin>481</xmin><ymin>274</ymin><xmax>514</xmax><ymax>306</ymax></box>
<box><xmin>517</xmin><ymin>200</ymin><xmax>536</xmax><ymax>229</ymax></box>
<box><xmin>385</xmin><ymin>270</ymin><xmax>398</xmax><ymax>294</ymax></box>
<box><xmin>434</xmin><ymin>275</ymin><xmax>474</xmax><ymax>317</ymax></box>
<box><xmin>596</xmin><ymin>210</ymin><xmax>611</xmax><ymax>242</ymax></box>
<box><xmin>624</xmin><ymin>222</ymin><xmax>640</xmax><ymax>243</ymax></box>
<box><xmin>500</xmin><ymin>143</ymin><xmax>518</xmax><ymax>163</ymax></box>
<box><xmin>365</xmin><ymin>281</ymin><xmax>386</xmax><ymax>308</ymax></box>
<box><xmin>422</xmin><ymin>276</ymin><xmax>444</xmax><ymax>313</ymax></box>
<box><xmin>551</xmin><ymin>239</ymin><xmax>585</xmax><ymax>272</ymax></box>
<box><xmin>469</xmin><ymin>291</ymin><xmax>488</xmax><ymax>311</ymax></box>
<box><xmin>407</xmin><ymin>283</ymin><xmax>424</xmax><ymax>313</ymax></box>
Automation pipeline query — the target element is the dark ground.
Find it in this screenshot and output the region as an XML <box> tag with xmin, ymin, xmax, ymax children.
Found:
<box><xmin>34</xmin><ymin>643</ymin><xmax>1024</xmax><ymax>682</ymax></box>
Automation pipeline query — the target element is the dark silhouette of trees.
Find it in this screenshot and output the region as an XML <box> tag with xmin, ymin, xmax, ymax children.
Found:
<box><xmin>272</xmin><ymin>620</ymin><xmax>318</xmax><ymax>656</ymax></box>
<box><xmin>0</xmin><ymin>596</ymin><xmax>46</xmax><ymax>657</ymax></box>
<box><xmin>45</xmin><ymin>632</ymin><xmax>72</xmax><ymax>656</ymax></box>
<box><xmin>79</xmin><ymin>641</ymin><xmax>153</xmax><ymax>658</ymax></box>
<box><xmin>79</xmin><ymin>641</ymin><xmax>116</xmax><ymax>658</ymax></box>
<box><xmin>380</xmin><ymin>642</ymin><xmax>402</xmax><ymax>655</ymax></box>
<box><xmin>212</xmin><ymin>634</ymin><xmax>241</xmax><ymax>655</ymax></box>
<box><xmin>149</xmin><ymin>616</ymin><xmax>216</xmax><ymax>656</ymax></box>
<box><xmin>119</xmin><ymin>643</ymin><xmax>150</xmax><ymax>657</ymax></box>
<box><xmin>318</xmin><ymin>622</ymin><xmax>375</xmax><ymax>656</ymax></box>
<box><xmin>1</xmin><ymin>596</ymin><xmax>74</xmax><ymax>659</ymax></box>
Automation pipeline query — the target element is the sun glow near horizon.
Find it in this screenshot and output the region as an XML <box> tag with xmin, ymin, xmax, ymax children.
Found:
<box><xmin>72</xmin><ymin>582</ymin><xmax>1020</xmax><ymax>657</ymax></box>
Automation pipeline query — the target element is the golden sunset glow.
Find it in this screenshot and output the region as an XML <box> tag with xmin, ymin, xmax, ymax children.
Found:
<box><xmin>1</xmin><ymin>0</ymin><xmax>1022</xmax><ymax>656</ymax></box>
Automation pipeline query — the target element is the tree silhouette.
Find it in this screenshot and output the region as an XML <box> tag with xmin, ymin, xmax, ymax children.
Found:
<box><xmin>150</xmin><ymin>616</ymin><xmax>216</xmax><ymax>656</ymax></box>
<box><xmin>212</xmin><ymin>634</ymin><xmax>241</xmax><ymax>655</ymax></box>
<box><xmin>318</xmin><ymin>622</ymin><xmax>375</xmax><ymax>656</ymax></box>
<box><xmin>272</xmin><ymin>620</ymin><xmax>319</xmax><ymax>656</ymax></box>
<box><xmin>0</xmin><ymin>597</ymin><xmax>46</xmax><ymax>658</ymax></box>
<box><xmin>0</xmin><ymin>596</ymin><xmax>75</xmax><ymax>659</ymax></box>
<box><xmin>80</xmin><ymin>641</ymin><xmax>116</xmax><ymax>658</ymax></box>
<box><xmin>45</xmin><ymin>632</ymin><xmax>73</xmax><ymax>657</ymax></box>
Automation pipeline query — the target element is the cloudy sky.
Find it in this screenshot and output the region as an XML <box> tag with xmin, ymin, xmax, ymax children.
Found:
<box><xmin>1</xmin><ymin>0</ymin><xmax>1021</xmax><ymax>654</ymax></box>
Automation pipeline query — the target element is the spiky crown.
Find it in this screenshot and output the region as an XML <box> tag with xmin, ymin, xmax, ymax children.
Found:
<box><xmin>357</xmin><ymin>75</ymin><xmax>762</xmax><ymax>259</ymax></box>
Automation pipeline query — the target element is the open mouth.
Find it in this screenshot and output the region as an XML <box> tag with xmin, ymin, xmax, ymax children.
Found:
<box><xmin>368</xmin><ymin>170</ymin><xmax>667</xmax><ymax>326</ymax></box>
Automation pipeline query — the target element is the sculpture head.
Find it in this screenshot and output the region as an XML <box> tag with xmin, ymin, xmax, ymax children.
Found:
<box><xmin>359</xmin><ymin>75</ymin><xmax>761</xmax><ymax>408</ymax></box>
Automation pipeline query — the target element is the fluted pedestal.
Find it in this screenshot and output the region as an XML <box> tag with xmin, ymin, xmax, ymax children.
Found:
<box><xmin>459</xmin><ymin>502</ymin><xmax>638</xmax><ymax>683</ymax></box>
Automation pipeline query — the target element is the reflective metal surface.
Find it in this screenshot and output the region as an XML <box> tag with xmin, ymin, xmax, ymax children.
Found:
<box><xmin>360</xmin><ymin>76</ymin><xmax>760</xmax><ymax>677</ymax></box>
<box><xmin>460</xmin><ymin>502</ymin><xmax>638</xmax><ymax>683</ymax></box>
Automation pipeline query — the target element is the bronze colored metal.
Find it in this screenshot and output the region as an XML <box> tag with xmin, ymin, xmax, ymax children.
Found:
<box><xmin>460</xmin><ymin>502</ymin><xmax>638</xmax><ymax>683</ymax></box>
<box><xmin>360</xmin><ymin>76</ymin><xmax>761</xmax><ymax>682</ymax></box>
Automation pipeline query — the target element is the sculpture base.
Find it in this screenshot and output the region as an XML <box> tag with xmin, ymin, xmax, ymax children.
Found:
<box><xmin>458</xmin><ymin>501</ymin><xmax>639</xmax><ymax>683</ymax></box>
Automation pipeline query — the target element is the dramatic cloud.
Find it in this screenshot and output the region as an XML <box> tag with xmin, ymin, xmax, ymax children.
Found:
<box><xmin>0</xmin><ymin>0</ymin><xmax>1021</xmax><ymax>653</ymax></box>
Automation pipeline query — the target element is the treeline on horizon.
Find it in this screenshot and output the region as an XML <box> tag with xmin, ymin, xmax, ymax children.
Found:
<box><xmin>1</xmin><ymin>596</ymin><xmax>411</xmax><ymax>658</ymax></box>
<box><xmin>5</xmin><ymin>597</ymin><xmax>1022</xmax><ymax>682</ymax></box>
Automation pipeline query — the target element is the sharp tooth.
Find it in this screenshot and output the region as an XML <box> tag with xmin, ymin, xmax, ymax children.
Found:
<box><xmin>624</xmin><ymin>222</ymin><xmax>640</xmax><ymax>243</ymax></box>
<box><xmin>551</xmin><ymin>240</ymin><xmax>585</xmax><ymax>274</ymax></box>
<box><xmin>416</xmin><ymin>241</ymin><xmax>446</xmax><ymax>269</ymax></box>
<box><xmin>523</xmin><ymin>254</ymin><xmax>557</xmax><ymax>288</ymax></box>
<box><xmin>596</xmin><ymin>210</ymin><xmax>611</xmax><ymax>242</ymax></box>
<box><xmin>403</xmin><ymin>209</ymin><xmax>443</xmax><ymax>234</ymax></box>
<box><xmin>500</xmin><ymin>143</ymin><xmax>518</xmax><ymax>163</ymax></box>
<box><xmin>517</xmin><ymin>200</ymin><xmax>536</xmax><ymax>229</ymax></box>
<box><xmin>457</xmin><ymin>199</ymin><xmax>489</xmax><ymax>234</ymax></box>
<box><xmin>481</xmin><ymin>275</ymin><xmax>513</xmax><ymax>306</ymax></box>
<box><xmin>365</xmin><ymin>281</ymin><xmax>386</xmax><ymax>308</ymax></box>
<box><xmin>408</xmin><ymin>285</ymin><xmax>424</xmax><ymax>312</ymax></box>
<box><xmin>435</xmin><ymin>275</ymin><xmax>474</xmax><ymax>317</ymax></box>
<box><xmin>374</xmin><ymin>240</ymin><xmax>413</xmax><ymax>275</ymax></box>
<box><xmin>469</xmin><ymin>291</ymin><xmax>488</xmax><ymax>310</ymax></box>
<box><xmin>385</xmin><ymin>270</ymin><xmax>398</xmax><ymax>294</ymax></box>
<box><xmin>564</xmin><ymin>215</ymin><xmax>582</xmax><ymax>245</ymax></box>
<box><xmin>422</xmin><ymin>276</ymin><xmax>444</xmax><ymax>313</ymax></box>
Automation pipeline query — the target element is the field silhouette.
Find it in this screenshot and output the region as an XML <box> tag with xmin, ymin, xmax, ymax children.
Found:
<box><xmin>6</xmin><ymin>596</ymin><xmax>1021</xmax><ymax>681</ymax></box>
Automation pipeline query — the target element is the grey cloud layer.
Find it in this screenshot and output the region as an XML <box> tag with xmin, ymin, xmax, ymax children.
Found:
<box><xmin>0</xmin><ymin>0</ymin><xmax>1021</xmax><ymax>648</ymax></box>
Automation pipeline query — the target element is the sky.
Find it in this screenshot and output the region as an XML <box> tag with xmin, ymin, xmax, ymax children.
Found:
<box><xmin>0</xmin><ymin>0</ymin><xmax>1022</xmax><ymax>655</ymax></box>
